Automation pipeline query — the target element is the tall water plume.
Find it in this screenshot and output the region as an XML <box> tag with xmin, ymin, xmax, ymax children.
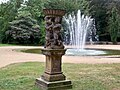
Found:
<box><xmin>64</xmin><ymin>10</ymin><xmax>94</xmax><ymax>50</ymax></box>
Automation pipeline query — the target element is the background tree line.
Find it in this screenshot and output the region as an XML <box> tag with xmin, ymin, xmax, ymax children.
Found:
<box><xmin>0</xmin><ymin>0</ymin><xmax>120</xmax><ymax>45</ymax></box>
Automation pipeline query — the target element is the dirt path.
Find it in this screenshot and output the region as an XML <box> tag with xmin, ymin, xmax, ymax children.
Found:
<box><xmin>0</xmin><ymin>45</ymin><xmax>120</xmax><ymax>68</ymax></box>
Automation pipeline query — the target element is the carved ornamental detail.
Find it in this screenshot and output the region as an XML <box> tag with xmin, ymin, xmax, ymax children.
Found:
<box><xmin>43</xmin><ymin>9</ymin><xmax>65</xmax><ymax>49</ymax></box>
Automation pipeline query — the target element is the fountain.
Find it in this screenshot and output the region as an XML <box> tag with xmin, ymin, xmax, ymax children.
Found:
<box><xmin>64</xmin><ymin>10</ymin><xmax>106</xmax><ymax>56</ymax></box>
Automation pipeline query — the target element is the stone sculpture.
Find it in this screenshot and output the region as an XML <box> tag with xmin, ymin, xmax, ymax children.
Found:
<box><xmin>44</xmin><ymin>15</ymin><xmax>64</xmax><ymax>49</ymax></box>
<box><xmin>35</xmin><ymin>9</ymin><xmax>72</xmax><ymax>90</ymax></box>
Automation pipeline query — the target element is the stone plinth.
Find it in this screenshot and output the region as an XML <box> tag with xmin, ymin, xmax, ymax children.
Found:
<box><xmin>35</xmin><ymin>49</ymin><xmax>72</xmax><ymax>90</ymax></box>
<box><xmin>36</xmin><ymin>78</ymin><xmax>72</xmax><ymax>90</ymax></box>
<box><xmin>41</xmin><ymin>49</ymin><xmax>66</xmax><ymax>81</ymax></box>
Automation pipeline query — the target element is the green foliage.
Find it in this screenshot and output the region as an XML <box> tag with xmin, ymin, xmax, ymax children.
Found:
<box><xmin>44</xmin><ymin>0</ymin><xmax>87</xmax><ymax>14</ymax></box>
<box><xmin>108</xmin><ymin>6</ymin><xmax>120</xmax><ymax>44</ymax></box>
<box><xmin>39</xmin><ymin>21</ymin><xmax>45</xmax><ymax>45</ymax></box>
<box><xmin>78</xmin><ymin>0</ymin><xmax>90</xmax><ymax>15</ymax></box>
<box><xmin>24</xmin><ymin>0</ymin><xmax>44</xmax><ymax>20</ymax></box>
<box><xmin>0</xmin><ymin>0</ymin><xmax>23</xmax><ymax>43</ymax></box>
<box><xmin>88</xmin><ymin>0</ymin><xmax>108</xmax><ymax>38</ymax></box>
<box><xmin>88</xmin><ymin>0</ymin><xmax>120</xmax><ymax>42</ymax></box>
<box><xmin>1</xmin><ymin>0</ymin><xmax>120</xmax><ymax>44</ymax></box>
<box><xmin>21</xmin><ymin>0</ymin><xmax>46</xmax><ymax>45</ymax></box>
<box><xmin>5</xmin><ymin>13</ymin><xmax>41</xmax><ymax>45</ymax></box>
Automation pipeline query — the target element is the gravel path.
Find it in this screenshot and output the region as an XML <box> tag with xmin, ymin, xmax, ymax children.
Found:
<box><xmin>0</xmin><ymin>45</ymin><xmax>120</xmax><ymax>68</ymax></box>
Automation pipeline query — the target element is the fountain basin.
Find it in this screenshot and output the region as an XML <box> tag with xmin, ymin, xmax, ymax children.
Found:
<box><xmin>66</xmin><ymin>48</ymin><xmax>106</xmax><ymax>56</ymax></box>
<box><xmin>20</xmin><ymin>48</ymin><xmax>120</xmax><ymax>56</ymax></box>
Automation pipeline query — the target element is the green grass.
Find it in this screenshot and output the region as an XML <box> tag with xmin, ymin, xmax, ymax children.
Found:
<box><xmin>0</xmin><ymin>62</ymin><xmax>120</xmax><ymax>90</ymax></box>
<box><xmin>0</xmin><ymin>44</ymin><xmax>15</xmax><ymax>47</ymax></box>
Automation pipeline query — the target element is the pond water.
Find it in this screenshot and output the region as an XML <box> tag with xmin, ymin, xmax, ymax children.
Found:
<box><xmin>21</xmin><ymin>48</ymin><xmax>120</xmax><ymax>56</ymax></box>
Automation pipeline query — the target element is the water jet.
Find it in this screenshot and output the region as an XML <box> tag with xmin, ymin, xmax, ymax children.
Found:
<box><xmin>64</xmin><ymin>10</ymin><xmax>105</xmax><ymax>56</ymax></box>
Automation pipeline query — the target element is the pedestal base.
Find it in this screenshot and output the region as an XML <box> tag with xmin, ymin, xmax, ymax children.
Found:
<box><xmin>41</xmin><ymin>73</ymin><xmax>66</xmax><ymax>82</ymax></box>
<box><xmin>35</xmin><ymin>78</ymin><xmax>72</xmax><ymax>90</ymax></box>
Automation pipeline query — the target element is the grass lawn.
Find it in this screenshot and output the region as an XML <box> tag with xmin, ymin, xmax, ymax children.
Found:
<box><xmin>0</xmin><ymin>44</ymin><xmax>15</xmax><ymax>47</ymax></box>
<box><xmin>0</xmin><ymin>62</ymin><xmax>120</xmax><ymax>90</ymax></box>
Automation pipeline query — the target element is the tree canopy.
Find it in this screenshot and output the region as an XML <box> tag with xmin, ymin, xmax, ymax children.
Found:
<box><xmin>0</xmin><ymin>0</ymin><xmax>120</xmax><ymax>45</ymax></box>
<box><xmin>5</xmin><ymin>12</ymin><xmax>41</xmax><ymax>44</ymax></box>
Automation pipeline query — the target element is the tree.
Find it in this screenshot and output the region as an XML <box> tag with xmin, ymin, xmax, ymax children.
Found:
<box><xmin>5</xmin><ymin>12</ymin><xmax>41</xmax><ymax>45</ymax></box>
<box><xmin>44</xmin><ymin>0</ymin><xmax>81</xmax><ymax>14</ymax></box>
<box><xmin>108</xmin><ymin>6</ymin><xmax>120</xmax><ymax>44</ymax></box>
<box><xmin>88</xmin><ymin>0</ymin><xmax>109</xmax><ymax>41</ymax></box>
<box><xmin>0</xmin><ymin>0</ymin><xmax>24</xmax><ymax>43</ymax></box>
<box><xmin>22</xmin><ymin>0</ymin><xmax>46</xmax><ymax>44</ymax></box>
<box><xmin>77</xmin><ymin>0</ymin><xmax>90</xmax><ymax>15</ymax></box>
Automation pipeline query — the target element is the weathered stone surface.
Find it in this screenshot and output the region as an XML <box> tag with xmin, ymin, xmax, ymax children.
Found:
<box><xmin>41</xmin><ymin>49</ymin><xmax>66</xmax><ymax>82</ymax></box>
<box><xmin>35</xmin><ymin>78</ymin><xmax>72</xmax><ymax>90</ymax></box>
<box><xmin>44</xmin><ymin>9</ymin><xmax>65</xmax><ymax>49</ymax></box>
<box><xmin>35</xmin><ymin>9</ymin><xmax>72</xmax><ymax>90</ymax></box>
<box><xmin>41</xmin><ymin>73</ymin><xmax>66</xmax><ymax>82</ymax></box>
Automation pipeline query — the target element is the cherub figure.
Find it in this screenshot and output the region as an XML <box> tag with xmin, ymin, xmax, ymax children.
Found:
<box><xmin>44</xmin><ymin>16</ymin><xmax>54</xmax><ymax>48</ymax></box>
<box><xmin>53</xmin><ymin>17</ymin><xmax>64</xmax><ymax>49</ymax></box>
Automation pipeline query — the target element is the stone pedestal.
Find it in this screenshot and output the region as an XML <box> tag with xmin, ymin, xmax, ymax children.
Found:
<box><xmin>35</xmin><ymin>49</ymin><xmax>72</xmax><ymax>90</ymax></box>
<box><xmin>41</xmin><ymin>49</ymin><xmax>66</xmax><ymax>81</ymax></box>
<box><xmin>35</xmin><ymin>9</ymin><xmax>72</xmax><ymax>90</ymax></box>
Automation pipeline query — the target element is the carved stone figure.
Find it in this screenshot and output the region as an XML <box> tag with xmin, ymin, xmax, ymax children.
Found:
<box><xmin>44</xmin><ymin>16</ymin><xmax>64</xmax><ymax>49</ymax></box>
<box><xmin>53</xmin><ymin>17</ymin><xmax>64</xmax><ymax>49</ymax></box>
<box><xmin>44</xmin><ymin>16</ymin><xmax>54</xmax><ymax>48</ymax></box>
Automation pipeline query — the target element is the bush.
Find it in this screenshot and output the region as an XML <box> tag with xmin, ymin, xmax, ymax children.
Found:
<box><xmin>5</xmin><ymin>15</ymin><xmax>41</xmax><ymax>45</ymax></box>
